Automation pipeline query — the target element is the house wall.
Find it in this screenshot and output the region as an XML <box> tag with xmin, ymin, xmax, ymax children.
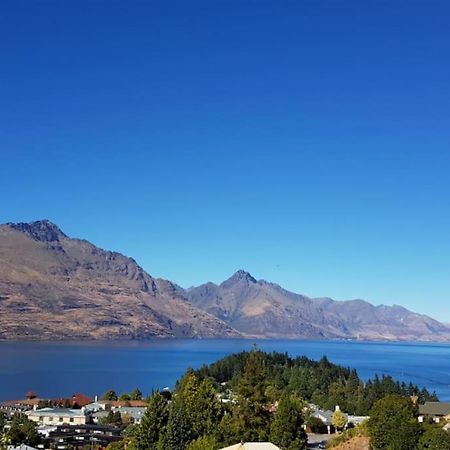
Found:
<box><xmin>28</xmin><ymin>414</ymin><xmax>86</xmax><ymax>425</ymax></box>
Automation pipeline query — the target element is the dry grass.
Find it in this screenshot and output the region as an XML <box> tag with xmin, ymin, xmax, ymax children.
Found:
<box><xmin>329</xmin><ymin>436</ymin><xmax>370</xmax><ymax>450</ymax></box>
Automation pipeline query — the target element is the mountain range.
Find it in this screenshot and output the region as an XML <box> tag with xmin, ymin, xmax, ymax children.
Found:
<box><xmin>0</xmin><ymin>220</ymin><xmax>449</xmax><ymax>342</ymax></box>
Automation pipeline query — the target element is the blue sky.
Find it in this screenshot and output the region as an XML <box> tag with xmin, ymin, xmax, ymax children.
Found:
<box><xmin>1</xmin><ymin>1</ymin><xmax>450</xmax><ymax>320</ymax></box>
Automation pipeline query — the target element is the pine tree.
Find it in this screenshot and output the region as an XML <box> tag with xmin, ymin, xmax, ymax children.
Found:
<box><xmin>228</xmin><ymin>350</ymin><xmax>271</xmax><ymax>442</ymax></box>
<box><xmin>270</xmin><ymin>395</ymin><xmax>307</xmax><ymax>450</ymax></box>
<box><xmin>130</xmin><ymin>388</ymin><xmax>143</xmax><ymax>401</ymax></box>
<box><xmin>165</xmin><ymin>402</ymin><xmax>193</xmax><ymax>450</ymax></box>
<box><xmin>136</xmin><ymin>392</ymin><xmax>169</xmax><ymax>450</ymax></box>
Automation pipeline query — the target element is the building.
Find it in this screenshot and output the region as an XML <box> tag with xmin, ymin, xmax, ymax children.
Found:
<box><xmin>418</xmin><ymin>402</ymin><xmax>450</xmax><ymax>423</ymax></box>
<box><xmin>26</xmin><ymin>408</ymin><xmax>87</xmax><ymax>426</ymax></box>
<box><xmin>40</xmin><ymin>424</ymin><xmax>121</xmax><ymax>449</ymax></box>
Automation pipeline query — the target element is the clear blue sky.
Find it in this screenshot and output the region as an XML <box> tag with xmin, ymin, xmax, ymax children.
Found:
<box><xmin>1</xmin><ymin>1</ymin><xmax>449</xmax><ymax>320</ymax></box>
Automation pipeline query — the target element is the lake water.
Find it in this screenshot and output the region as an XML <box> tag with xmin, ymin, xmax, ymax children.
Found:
<box><xmin>1</xmin><ymin>339</ymin><xmax>450</xmax><ymax>402</ymax></box>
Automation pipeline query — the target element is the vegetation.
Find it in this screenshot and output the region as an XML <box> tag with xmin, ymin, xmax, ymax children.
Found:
<box><xmin>367</xmin><ymin>394</ymin><xmax>421</xmax><ymax>450</ymax></box>
<box><xmin>127</xmin><ymin>349</ymin><xmax>438</xmax><ymax>450</ymax></box>
<box><xmin>417</xmin><ymin>427</ymin><xmax>450</xmax><ymax>450</ymax></box>
<box><xmin>326</xmin><ymin>422</ymin><xmax>369</xmax><ymax>448</ymax></box>
<box><xmin>270</xmin><ymin>394</ymin><xmax>307</xmax><ymax>450</ymax></box>
<box><xmin>5</xmin><ymin>413</ymin><xmax>41</xmax><ymax>447</ymax></box>
<box><xmin>195</xmin><ymin>350</ymin><xmax>437</xmax><ymax>416</ymax></box>
<box><xmin>331</xmin><ymin>409</ymin><xmax>347</xmax><ymax>431</ymax></box>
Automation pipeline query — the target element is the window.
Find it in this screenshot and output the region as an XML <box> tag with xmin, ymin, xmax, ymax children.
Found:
<box><xmin>70</xmin><ymin>418</ymin><xmax>74</xmax><ymax>422</ymax></box>
<box><xmin>59</xmin><ymin>417</ymin><xmax>64</xmax><ymax>422</ymax></box>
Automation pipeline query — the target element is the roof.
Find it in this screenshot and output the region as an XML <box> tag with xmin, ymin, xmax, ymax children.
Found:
<box><xmin>100</xmin><ymin>400</ymin><xmax>147</xmax><ymax>408</ymax></box>
<box><xmin>27</xmin><ymin>408</ymin><xmax>86</xmax><ymax>418</ymax></box>
<box><xmin>50</xmin><ymin>393</ymin><xmax>93</xmax><ymax>407</ymax></box>
<box><xmin>419</xmin><ymin>402</ymin><xmax>450</xmax><ymax>416</ymax></box>
<box><xmin>220</xmin><ymin>444</ymin><xmax>280</xmax><ymax>450</ymax></box>
<box><xmin>8</xmin><ymin>445</ymin><xmax>39</xmax><ymax>450</ymax></box>
<box><xmin>3</xmin><ymin>398</ymin><xmax>41</xmax><ymax>406</ymax></box>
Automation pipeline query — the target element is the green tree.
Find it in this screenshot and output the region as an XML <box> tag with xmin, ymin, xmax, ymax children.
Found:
<box><xmin>173</xmin><ymin>371</ymin><xmax>222</xmax><ymax>440</ymax></box>
<box><xmin>367</xmin><ymin>394</ymin><xmax>420</xmax><ymax>450</ymax></box>
<box><xmin>136</xmin><ymin>392</ymin><xmax>169</xmax><ymax>450</ymax></box>
<box><xmin>332</xmin><ymin>409</ymin><xmax>347</xmax><ymax>432</ymax></box>
<box><xmin>130</xmin><ymin>388</ymin><xmax>143</xmax><ymax>401</ymax></box>
<box><xmin>165</xmin><ymin>402</ymin><xmax>193</xmax><ymax>450</ymax></box>
<box><xmin>270</xmin><ymin>395</ymin><xmax>307</xmax><ymax>450</ymax></box>
<box><xmin>0</xmin><ymin>412</ymin><xmax>5</xmax><ymax>434</ymax></box>
<box><xmin>102</xmin><ymin>390</ymin><xmax>118</xmax><ymax>401</ymax></box>
<box><xmin>119</xmin><ymin>393</ymin><xmax>131</xmax><ymax>401</ymax></box>
<box><xmin>417</xmin><ymin>428</ymin><xmax>450</xmax><ymax>450</ymax></box>
<box><xmin>186</xmin><ymin>435</ymin><xmax>218</xmax><ymax>450</ymax></box>
<box><xmin>7</xmin><ymin>413</ymin><xmax>41</xmax><ymax>447</ymax></box>
<box><xmin>227</xmin><ymin>350</ymin><xmax>270</xmax><ymax>443</ymax></box>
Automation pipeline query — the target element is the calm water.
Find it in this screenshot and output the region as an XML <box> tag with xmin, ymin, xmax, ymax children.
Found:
<box><xmin>0</xmin><ymin>339</ymin><xmax>450</xmax><ymax>401</ymax></box>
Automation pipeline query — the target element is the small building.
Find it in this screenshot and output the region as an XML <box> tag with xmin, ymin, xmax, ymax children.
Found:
<box><xmin>418</xmin><ymin>402</ymin><xmax>450</xmax><ymax>423</ymax></box>
<box><xmin>26</xmin><ymin>408</ymin><xmax>87</xmax><ymax>426</ymax></box>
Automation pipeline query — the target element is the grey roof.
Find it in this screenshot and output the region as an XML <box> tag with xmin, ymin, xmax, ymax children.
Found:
<box><xmin>27</xmin><ymin>408</ymin><xmax>85</xmax><ymax>418</ymax></box>
<box><xmin>419</xmin><ymin>402</ymin><xmax>450</xmax><ymax>416</ymax></box>
<box><xmin>117</xmin><ymin>407</ymin><xmax>146</xmax><ymax>420</ymax></box>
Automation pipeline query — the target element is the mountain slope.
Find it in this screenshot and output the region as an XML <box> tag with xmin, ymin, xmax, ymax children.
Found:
<box><xmin>0</xmin><ymin>220</ymin><xmax>240</xmax><ymax>340</ymax></box>
<box><xmin>1</xmin><ymin>221</ymin><xmax>448</xmax><ymax>342</ymax></box>
<box><xmin>186</xmin><ymin>270</ymin><xmax>450</xmax><ymax>341</ymax></box>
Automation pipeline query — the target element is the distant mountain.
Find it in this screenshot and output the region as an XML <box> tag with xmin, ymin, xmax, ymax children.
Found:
<box><xmin>186</xmin><ymin>270</ymin><xmax>450</xmax><ymax>341</ymax></box>
<box><xmin>0</xmin><ymin>220</ymin><xmax>240</xmax><ymax>340</ymax></box>
<box><xmin>1</xmin><ymin>220</ymin><xmax>449</xmax><ymax>342</ymax></box>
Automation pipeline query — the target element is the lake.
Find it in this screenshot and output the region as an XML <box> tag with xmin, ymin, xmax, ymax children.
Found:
<box><xmin>1</xmin><ymin>339</ymin><xmax>450</xmax><ymax>402</ymax></box>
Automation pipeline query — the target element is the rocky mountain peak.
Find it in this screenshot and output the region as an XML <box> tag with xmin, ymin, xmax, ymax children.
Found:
<box><xmin>7</xmin><ymin>220</ymin><xmax>67</xmax><ymax>242</ymax></box>
<box><xmin>221</xmin><ymin>270</ymin><xmax>257</xmax><ymax>287</ymax></box>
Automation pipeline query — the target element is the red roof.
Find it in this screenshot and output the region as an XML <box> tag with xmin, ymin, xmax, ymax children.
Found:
<box><xmin>101</xmin><ymin>400</ymin><xmax>148</xmax><ymax>408</ymax></box>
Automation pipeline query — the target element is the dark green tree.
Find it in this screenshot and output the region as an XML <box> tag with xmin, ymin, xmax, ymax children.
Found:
<box><xmin>102</xmin><ymin>390</ymin><xmax>118</xmax><ymax>401</ymax></box>
<box><xmin>7</xmin><ymin>413</ymin><xmax>41</xmax><ymax>447</ymax></box>
<box><xmin>270</xmin><ymin>394</ymin><xmax>307</xmax><ymax>450</ymax></box>
<box><xmin>136</xmin><ymin>392</ymin><xmax>169</xmax><ymax>450</ymax></box>
<box><xmin>367</xmin><ymin>394</ymin><xmax>420</xmax><ymax>450</ymax></box>
<box><xmin>130</xmin><ymin>388</ymin><xmax>143</xmax><ymax>401</ymax></box>
<box><xmin>165</xmin><ymin>402</ymin><xmax>193</xmax><ymax>450</ymax></box>
<box><xmin>227</xmin><ymin>350</ymin><xmax>270</xmax><ymax>443</ymax></box>
<box><xmin>417</xmin><ymin>428</ymin><xmax>450</xmax><ymax>450</ymax></box>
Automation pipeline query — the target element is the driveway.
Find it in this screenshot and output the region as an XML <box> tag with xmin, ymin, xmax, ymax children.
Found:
<box><xmin>307</xmin><ymin>433</ymin><xmax>335</xmax><ymax>449</ymax></box>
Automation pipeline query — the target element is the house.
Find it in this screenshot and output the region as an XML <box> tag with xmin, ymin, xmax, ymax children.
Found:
<box><xmin>220</xmin><ymin>444</ymin><xmax>281</xmax><ymax>450</ymax></box>
<box><xmin>26</xmin><ymin>408</ymin><xmax>87</xmax><ymax>426</ymax></box>
<box><xmin>309</xmin><ymin>404</ymin><xmax>348</xmax><ymax>434</ymax></box>
<box><xmin>418</xmin><ymin>402</ymin><xmax>450</xmax><ymax>423</ymax></box>
<box><xmin>114</xmin><ymin>406</ymin><xmax>146</xmax><ymax>424</ymax></box>
<box><xmin>41</xmin><ymin>424</ymin><xmax>121</xmax><ymax>449</ymax></box>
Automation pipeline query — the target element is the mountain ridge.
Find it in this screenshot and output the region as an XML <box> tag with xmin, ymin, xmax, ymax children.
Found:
<box><xmin>0</xmin><ymin>220</ymin><xmax>449</xmax><ymax>342</ymax></box>
<box><xmin>186</xmin><ymin>269</ymin><xmax>450</xmax><ymax>341</ymax></box>
<box><xmin>0</xmin><ymin>220</ymin><xmax>240</xmax><ymax>340</ymax></box>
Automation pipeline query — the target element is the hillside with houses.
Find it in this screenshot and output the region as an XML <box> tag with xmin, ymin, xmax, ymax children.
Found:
<box><xmin>1</xmin><ymin>350</ymin><xmax>450</xmax><ymax>450</ymax></box>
